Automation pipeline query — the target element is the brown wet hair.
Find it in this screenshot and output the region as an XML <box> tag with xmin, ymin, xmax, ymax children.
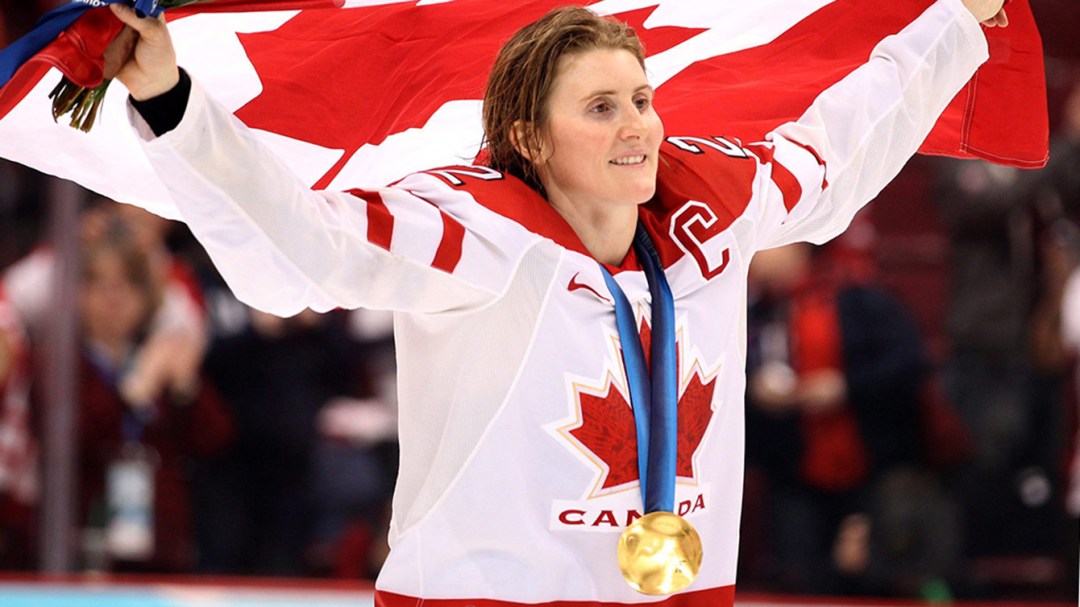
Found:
<box><xmin>482</xmin><ymin>7</ymin><xmax>645</xmax><ymax>197</ymax></box>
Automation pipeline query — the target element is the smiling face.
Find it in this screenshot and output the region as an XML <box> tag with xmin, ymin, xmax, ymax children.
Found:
<box><xmin>532</xmin><ymin>48</ymin><xmax>664</xmax><ymax>217</ymax></box>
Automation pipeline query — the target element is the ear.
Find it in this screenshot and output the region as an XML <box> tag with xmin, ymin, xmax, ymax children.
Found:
<box><xmin>511</xmin><ymin>120</ymin><xmax>546</xmax><ymax>165</ymax></box>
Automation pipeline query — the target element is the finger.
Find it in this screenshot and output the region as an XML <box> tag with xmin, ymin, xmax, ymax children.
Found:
<box><xmin>983</xmin><ymin>8</ymin><xmax>1008</xmax><ymax>27</ymax></box>
<box><xmin>109</xmin><ymin>3</ymin><xmax>165</xmax><ymax>37</ymax></box>
<box><xmin>102</xmin><ymin>26</ymin><xmax>138</xmax><ymax>78</ymax></box>
<box><xmin>108</xmin><ymin>3</ymin><xmax>143</xmax><ymax>28</ymax></box>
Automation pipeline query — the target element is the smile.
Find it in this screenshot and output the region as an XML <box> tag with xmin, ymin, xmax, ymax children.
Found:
<box><xmin>610</xmin><ymin>155</ymin><xmax>646</xmax><ymax>166</ymax></box>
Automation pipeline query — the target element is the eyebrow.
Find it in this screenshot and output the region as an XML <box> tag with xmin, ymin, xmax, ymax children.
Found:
<box><xmin>579</xmin><ymin>84</ymin><xmax>654</xmax><ymax>102</ymax></box>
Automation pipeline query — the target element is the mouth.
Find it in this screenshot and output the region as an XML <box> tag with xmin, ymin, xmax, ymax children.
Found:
<box><xmin>610</xmin><ymin>154</ymin><xmax>647</xmax><ymax>166</ymax></box>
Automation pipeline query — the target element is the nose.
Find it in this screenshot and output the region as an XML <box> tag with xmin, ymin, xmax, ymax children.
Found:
<box><xmin>618</xmin><ymin>104</ymin><xmax>646</xmax><ymax>140</ymax></box>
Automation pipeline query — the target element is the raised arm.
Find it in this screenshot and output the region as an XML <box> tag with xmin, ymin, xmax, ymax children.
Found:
<box><xmin>752</xmin><ymin>0</ymin><xmax>1005</xmax><ymax>249</ymax></box>
<box><xmin>108</xmin><ymin>4</ymin><xmax>525</xmax><ymax>317</ymax></box>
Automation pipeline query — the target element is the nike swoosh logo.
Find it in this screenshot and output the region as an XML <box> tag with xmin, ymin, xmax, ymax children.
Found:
<box><xmin>568</xmin><ymin>272</ymin><xmax>611</xmax><ymax>302</ymax></box>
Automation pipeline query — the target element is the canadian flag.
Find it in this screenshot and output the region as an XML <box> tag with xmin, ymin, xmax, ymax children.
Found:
<box><xmin>0</xmin><ymin>0</ymin><xmax>1048</xmax><ymax>220</ymax></box>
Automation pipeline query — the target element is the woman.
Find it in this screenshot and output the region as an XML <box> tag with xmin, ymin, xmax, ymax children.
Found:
<box><xmin>75</xmin><ymin>231</ymin><xmax>233</xmax><ymax>572</ymax></box>
<box><xmin>0</xmin><ymin>286</ymin><xmax>34</xmax><ymax>569</ymax></box>
<box><xmin>109</xmin><ymin>0</ymin><xmax>1006</xmax><ymax>603</ymax></box>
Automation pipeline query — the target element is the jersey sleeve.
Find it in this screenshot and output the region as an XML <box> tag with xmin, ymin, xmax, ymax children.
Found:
<box><xmin>749</xmin><ymin>0</ymin><xmax>989</xmax><ymax>250</ymax></box>
<box><xmin>128</xmin><ymin>79</ymin><xmax>537</xmax><ymax>317</ymax></box>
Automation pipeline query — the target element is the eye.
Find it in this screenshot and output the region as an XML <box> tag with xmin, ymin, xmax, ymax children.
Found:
<box><xmin>634</xmin><ymin>95</ymin><xmax>652</xmax><ymax>111</ymax></box>
<box><xmin>589</xmin><ymin>101</ymin><xmax>612</xmax><ymax>114</ymax></box>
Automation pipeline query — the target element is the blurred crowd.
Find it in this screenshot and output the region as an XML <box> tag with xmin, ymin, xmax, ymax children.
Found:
<box><xmin>0</xmin><ymin>0</ymin><xmax>1078</xmax><ymax>602</ymax></box>
<box><xmin>737</xmin><ymin>83</ymin><xmax>1080</xmax><ymax>601</ymax></box>
<box><xmin>0</xmin><ymin>196</ymin><xmax>400</xmax><ymax>578</ymax></box>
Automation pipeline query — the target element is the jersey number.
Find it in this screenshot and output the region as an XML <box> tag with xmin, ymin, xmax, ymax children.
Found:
<box><xmin>430</xmin><ymin>165</ymin><xmax>504</xmax><ymax>187</ymax></box>
<box><xmin>667</xmin><ymin>136</ymin><xmax>749</xmax><ymax>159</ymax></box>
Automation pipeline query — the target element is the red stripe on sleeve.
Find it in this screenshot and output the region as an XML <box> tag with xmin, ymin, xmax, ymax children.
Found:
<box><xmin>788</xmin><ymin>140</ymin><xmax>829</xmax><ymax>190</ymax></box>
<box><xmin>746</xmin><ymin>143</ymin><xmax>802</xmax><ymax>212</ymax></box>
<box><xmin>349</xmin><ymin>190</ymin><xmax>395</xmax><ymax>251</ymax></box>
<box><xmin>431</xmin><ymin>212</ymin><xmax>466</xmax><ymax>273</ymax></box>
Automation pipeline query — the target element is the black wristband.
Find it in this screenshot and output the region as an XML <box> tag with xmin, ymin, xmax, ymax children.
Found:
<box><xmin>130</xmin><ymin>68</ymin><xmax>192</xmax><ymax>137</ymax></box>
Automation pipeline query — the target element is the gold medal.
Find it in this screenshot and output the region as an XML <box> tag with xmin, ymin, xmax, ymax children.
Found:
<box><xmin>617</xmin><ymin>511</ymin><xmax>703</xmax><ymax>595</ymax></box>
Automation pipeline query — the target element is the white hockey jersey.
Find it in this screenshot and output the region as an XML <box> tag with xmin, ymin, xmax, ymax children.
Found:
<box><xmin>128</xmin><ymin>0</ymin><xmax>988</xmax><ymax>604</ymax></box>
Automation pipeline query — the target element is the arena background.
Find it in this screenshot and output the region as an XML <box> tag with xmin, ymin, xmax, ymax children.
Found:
<box><xmin>0</xmin><ymin>0</ymin><xmax>1076</xmax><ymax>605</ymax></box>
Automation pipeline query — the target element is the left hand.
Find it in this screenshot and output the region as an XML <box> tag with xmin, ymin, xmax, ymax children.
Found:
<box><xmin>963</xmin><ymin>0</ymin><xmax>1009</xmax><ymax>27</ymax></box>
<box><xmin>981</xmin><ymin>8</ymin><xmax>1008</xmax><ymax>27</ymax></box>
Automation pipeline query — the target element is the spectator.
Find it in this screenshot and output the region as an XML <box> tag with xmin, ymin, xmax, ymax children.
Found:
<box><xmin>197</xmin><ymin>305</ymin><xmax>393</xmax><ymax>577</ymax></box>
<box><xmin>744</xmin><ymin>242</ymin><xmax>960</xmax><ymax>597</ymax></box>
<box><xmin>1060</xmin><ymin>238</ymin><xmax>1080</xmax><ymax>597</ymax></box>
<box><xmin>312</xmin><ymin>308</ymin><xmax>398</xmax><ymax>579</ymax></box>
<box><xmin>0</xmin><ymin>287</ymin><xmax>35</xmax><ymax>569</ymax></box>
<box><xmin>73</xmin><ymin>230</ymin><xmax>232</xmax><ymax>573</ymax></box>
<box><xmin>1047</xmin><ymin>78</ymin><xmax>1080</xmax><ymax>601</ymax></box>
<box><xmin>932</xmin><ymin>79</ymin><xmax>1080</xmax><ymax>561</ymax></box>
<box><xmin>3</xmin><ymin>198</ymin><xmax>206</xmax><ymax>349</ymax></box>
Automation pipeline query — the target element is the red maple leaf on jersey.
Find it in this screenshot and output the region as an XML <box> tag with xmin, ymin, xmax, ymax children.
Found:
<box><xmin>676</xmin><ymin>365</ymin><xmax>717</xmax><ymax>479</ymax></box>
<box><xmin>567</xmin><ymin>321</ymin><xmax>717</xmax><ymax>494</ymax></box>
<box><xmin>232</xmin><ymin>2</ymin><xmax>705</xmax><ymax>188</ymax></box>
<box><xmin>570</xmin><ymin>378</ymin><xmax>641</xmax><ymax>491</ymax></box>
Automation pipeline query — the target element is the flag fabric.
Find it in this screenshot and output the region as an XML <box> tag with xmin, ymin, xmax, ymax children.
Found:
<box><xmin>0</xmin><ymin>1</ymin><xmax>159</xmax><ymax>91</ymax></box>
<box><xmin>0</xmin><ymin>0</ymin><xmax>1049</xmax><ymax>221</ymax></box>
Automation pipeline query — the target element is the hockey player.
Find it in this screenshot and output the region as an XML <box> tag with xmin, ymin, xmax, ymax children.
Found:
<box><xmin>108</xmin><ymin>0</ymin><xmax>1008</xmax><ymax>604</ymax></box>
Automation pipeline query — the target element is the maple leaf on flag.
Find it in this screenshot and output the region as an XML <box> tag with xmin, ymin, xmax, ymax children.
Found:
<box><xmin>608</xmin><ymin>6</ymin><xmax>707</xmax><ymax>57</ymax></box>
<box><xmin>0</xmin><ymin>0</ymin><xmax>1050</xmax><ymax>220</ymax></box>
<box><xmin>233</xmin><ymin>1</ymin><xmax>706</xmax><ymax>188</ymax></box>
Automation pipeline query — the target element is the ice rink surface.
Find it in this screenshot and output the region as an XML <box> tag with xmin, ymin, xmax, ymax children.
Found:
<box><xmin>0</xmin><ymin>579</ymin><xmax>1073</xmax><ymax>607</ymax></box>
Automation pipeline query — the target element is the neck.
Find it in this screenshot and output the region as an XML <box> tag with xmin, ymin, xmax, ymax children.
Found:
<box><xmin>549</xmin><ymin>196</ymin><xmax>638</xmax><ymax>266</ymax></box>
<box><xmin>85</xmin><ymin>335</ymin><xmax>131</xmax><ymax>369</ymax></box>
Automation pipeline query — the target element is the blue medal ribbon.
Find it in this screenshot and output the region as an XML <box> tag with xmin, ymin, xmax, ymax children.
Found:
<box><xmin>598</xmin><ymin>225</ymin><xmax>678</xmax><ymax>514</ymax></box>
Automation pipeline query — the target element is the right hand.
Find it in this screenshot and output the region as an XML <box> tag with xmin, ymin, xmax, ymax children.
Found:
<box><xmin>107</xmin><ymin>3</ymin><xmax>180</xmax><ymax>101</ymax></box>
<box><xmin>963</xmin><ymin>0</ymin><xmax>1009</xmax><ymax>27</ymax></box>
